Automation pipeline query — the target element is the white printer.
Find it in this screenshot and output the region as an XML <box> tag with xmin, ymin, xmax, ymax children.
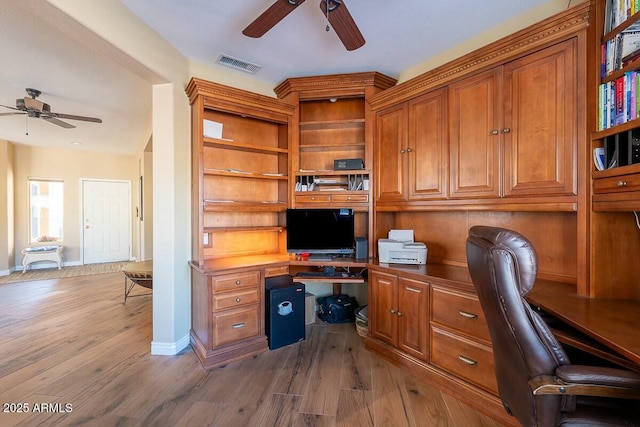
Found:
<box><xmin>378</xmin><ymin>229</ymin><xmax>427</xmax><ymax>265</ymax></box>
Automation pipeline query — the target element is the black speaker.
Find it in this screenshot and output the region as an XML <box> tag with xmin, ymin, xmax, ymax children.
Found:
<box><xmin>355</xmin><ymin>237</ymin><xmax>367</xmax><ymax>259</ymax></box>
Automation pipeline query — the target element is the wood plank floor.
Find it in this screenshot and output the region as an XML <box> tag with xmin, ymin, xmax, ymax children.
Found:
<box><xmin>0</xmin><ymin>272</ymin><xmax>507</xmax><ymax>427</ymax></box>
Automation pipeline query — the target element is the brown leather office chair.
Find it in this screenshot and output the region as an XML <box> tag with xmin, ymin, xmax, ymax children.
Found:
<box><xmin>466</xmin><ymin>225</ymin><xmax>640</xmax><ymax>427</ymax></box>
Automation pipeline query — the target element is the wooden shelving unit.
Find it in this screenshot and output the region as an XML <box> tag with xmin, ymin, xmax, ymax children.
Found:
<box><xmin>186</xmin><ymin>77</ymin><xmax>295</xmax><ymax>369</ymax></box>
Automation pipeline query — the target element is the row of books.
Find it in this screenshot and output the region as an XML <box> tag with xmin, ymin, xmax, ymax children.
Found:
<box><xmin>601</xmin><ymin>21</ymin><xmax>640</xmax><ymax>76</ymax></box>
<box><xmin>604</xmin><ymin>0</ymin><xmax>640</xmax><ymax>34</ymax></box>
<box><xmin>598</xmin><ymin>71</ymin><xmax>640</xmax><ymax>130</ymax></box>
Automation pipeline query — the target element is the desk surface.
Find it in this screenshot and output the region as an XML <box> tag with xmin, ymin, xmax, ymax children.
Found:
<box><xmin>527</xmin><ymin>281</ymin><xmax>640</xmax><ymax>366</ymax></box>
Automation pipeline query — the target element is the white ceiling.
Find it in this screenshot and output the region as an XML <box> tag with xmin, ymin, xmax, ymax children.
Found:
<box><xmin>0</xmin><ymin>0</ymin><xmax>558</xmax><ymax>156</ymax></box>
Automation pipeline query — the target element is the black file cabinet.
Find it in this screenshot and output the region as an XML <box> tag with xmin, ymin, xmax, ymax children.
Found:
<box><xmin>265</xmin><ymin>275</ymin><xmax>305</xmax><ymax>350</ymax></box>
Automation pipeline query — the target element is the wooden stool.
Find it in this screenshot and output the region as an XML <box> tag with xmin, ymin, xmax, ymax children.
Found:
<box><xmin>122</xmin><ymin>260</ymin><xmax>153</xmax><ymax>304</ymax></box>
<box><xmin>21</xmin><ymin>245</ymin><xmax>64</xmax><ymax>273</ymax></box>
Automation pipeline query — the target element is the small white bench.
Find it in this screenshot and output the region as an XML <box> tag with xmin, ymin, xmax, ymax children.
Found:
<box><xmin>21</xmin><ymin>245</ymin><xmax>65</xmax><ymax>273</ymax></box>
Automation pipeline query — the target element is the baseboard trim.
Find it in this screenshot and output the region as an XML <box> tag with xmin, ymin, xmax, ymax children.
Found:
<box><xmin>151</xmin><ymin>334</ymin><xmax>190</xmax><ymax>356</ymax></box>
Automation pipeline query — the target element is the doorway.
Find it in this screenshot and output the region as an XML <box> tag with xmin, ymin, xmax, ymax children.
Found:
<box><xmin>82</xmin><ymin>179</ymin><xmax>131</xmax><ymax>264</ymax></box>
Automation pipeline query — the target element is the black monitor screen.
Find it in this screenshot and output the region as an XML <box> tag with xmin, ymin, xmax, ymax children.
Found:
<box><xmin>286</xmin><ymin>208</ymin><xmax>355</xmax><ymax>255</ymax></box>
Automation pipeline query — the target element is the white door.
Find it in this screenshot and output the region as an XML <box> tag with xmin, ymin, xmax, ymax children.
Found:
<box><xmin>82</xmin><ymin>180</ymin><xmax>131</xmax><ymax>264</ymax></box>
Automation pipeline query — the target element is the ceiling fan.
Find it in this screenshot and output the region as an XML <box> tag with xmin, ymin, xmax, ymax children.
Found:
<box><xmin>0</xmin><ymin>88</ymin><xmax>102</xmax><ymax>129</ymax></box>
<box><xmin>243</xmin><ymin>0</ymin><xmax>365</xmax><ymax>51</ymax></box>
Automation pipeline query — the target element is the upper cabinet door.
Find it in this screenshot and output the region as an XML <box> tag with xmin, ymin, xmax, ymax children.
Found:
<box><xmin>502</xmin><ymin>39</ymin><xmax>577</xmax><ymax>197</ymax></box>
<box><xmin>449</xmin><ymin>68</ymin><xmax>502</xmax><ymax>199</ymax></box>
<box><xmin>408</xmin><ymin>88</ymin><xmax>449</xmax><ymax>200</ymax></box>
<box><xmin>376</xmin><ymin>103</ymin><xmax>408</xmax><ymax>203</ymax></box>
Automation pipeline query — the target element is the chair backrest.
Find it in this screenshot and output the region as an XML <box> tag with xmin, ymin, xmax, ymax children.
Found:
<box><xmin>466</xmin><ymin>226</ymin><xmax>571</xmax><ymax>427</ymax></box>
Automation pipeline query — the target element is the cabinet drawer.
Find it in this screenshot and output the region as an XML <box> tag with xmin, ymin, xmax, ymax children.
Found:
<box><xmin>211</xmin><ymin>270</ymin><xmax>260</xmax><ymax>292</ymax></box>
<box><xmin>295</xmin><ymin>194</ymin><xmax>331</xmax><ymax>203</ymax></box>
<box><xmin>593</xmin><ymin>173</ymin><xmax>640</xmax><ymax>194</ymax></box>
<box><xmin>265</xmin><ymin>265</ymin><xmax>289</xmax><ymax>277</ymax></box>
<box><xmin>331</xmin><ymin>194</ymin><xmax>369</xmax><ymax>203</ymax></box>
<box><xmin>431</xmin><ymin>326</ymin><xmax>498</xmax><ymax>395</ymax></box>
<box><xmin>431</xmin><ymin>287</ymin><xmax>490</xmax><ymax>342</ymax></box>
<box><xmin>213</xmin><ymin>305</ymin><xmax>260</xmax><ymax>347</ymax></box>
<box><xmin>212</xmin><ymin>288</ymin><xmax>260</xmax><ymax>311</ymax></box>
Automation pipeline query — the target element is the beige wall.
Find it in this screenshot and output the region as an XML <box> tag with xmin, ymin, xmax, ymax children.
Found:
<box><xmin>0</xmin><ymin>140</ymin><xmax>15</xmax><ymax>274</ymax></box>
<box><xmin>12</xmin><ymin>144</ymin><xmax>138</xmax><ymax>269</ymax></box>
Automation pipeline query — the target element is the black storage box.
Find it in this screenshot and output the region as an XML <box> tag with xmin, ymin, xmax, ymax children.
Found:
<box><xmin>334</xmin><ymin>158</ymin><xmax>364</xmax><ymax>170</ymax></box>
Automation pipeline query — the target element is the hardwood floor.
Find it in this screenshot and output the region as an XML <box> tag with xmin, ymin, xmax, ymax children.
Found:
<box><xmin>0</xmin><ymin>272</ymin><xmax>507</xmax><ymax>427</ymax></box>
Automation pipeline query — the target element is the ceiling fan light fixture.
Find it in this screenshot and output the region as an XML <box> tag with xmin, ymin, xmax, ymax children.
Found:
<box><xmin>215</xmin><ymin>54</ymin><xmax>262</xmax><ymax>74</ymax></box>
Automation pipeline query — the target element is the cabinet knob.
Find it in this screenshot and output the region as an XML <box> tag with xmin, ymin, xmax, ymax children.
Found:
<box><xmin>235</xmin><ymin>280</ymin><xmax>241</xmax><ymax>285</ymax></box>
<box><xmin>236</xmin><ymin>297</ymin><xmax>242</xmax><ymax>303</ymax></box>
<box><xmin>347</xmin><ymin>196</ymin><xmax>351</xmax><ymax>200</ymax></box>
<box><xmin>396</xmin><ymin>311</ymin><xmax>402</xmax><ymax>317</ymax></box>
<box><xmin>491</xmin><ymin>130</ymin><xmax>499</xmax><ymax>135</ymax></box>
<box><xmin>406</xmin><ymin>147</ymin><xmax>413</xmax><ymax>153</ymax></box>
<box><xmin>503</xmin><ymin>128</ymin><xmax>511</xmax><ymax>133</ymax></box>
<box><xmin>400</xmin><ymin>149</ymin><xmax>406</xmax><ymax>154</ymax></box>
<box><xmin>616</xmin><ymin>180</ymin><xmax>627</xmax><ymax>187</ymax></box>
<box><xmin>390</xmin><ymin>309</ymin><xmax>396</xmax><ymax>314</ymax></box>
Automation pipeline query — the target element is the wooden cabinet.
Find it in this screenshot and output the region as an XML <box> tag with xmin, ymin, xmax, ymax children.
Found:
<box><xmin>430</xmin><ymin>286</ymin><xmax>497</xmax><ymax>395</ymax></box>
<box><xmin>449</xmin><ymin>68</ymin><xmax>502</xmax><ymax>199</ymax></box>
<box><xmin>376</xmin><ymin>89</ymin><xmax>449</xmax><ymax>204</ymax></box>
<box><xmin>187</xmin><ymin>78</ymin><xmax>295</xmax><ymax>369</ymax></box>
<box><xmin>190</xmin><ymin>266</ymin><xmax>268</xmax><ymax>369</ymax></box>
<box><xmin>502</xmin><ymin>39</ymin><xmax>577</xmax><ymax>198</ymax></box>
<box><xmin>369</xmin><ymin>269</ymin><xmax>429</xmax><ymax>361</ymax></box>
<box><xmin>375</xmin><ymin>38</ymin><xmax>578</xmax><ymax>209</ymax></box>
<box><xmin>450</xmin><ymin>40</ymin><xmax>578</xmax><ymax>200</ymax></box>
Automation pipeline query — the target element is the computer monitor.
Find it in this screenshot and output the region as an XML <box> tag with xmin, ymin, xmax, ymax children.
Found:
<box><xmin>286</xmin><ymin>208</ymin><xmax>355</xmax><ymax>257</ymax></box>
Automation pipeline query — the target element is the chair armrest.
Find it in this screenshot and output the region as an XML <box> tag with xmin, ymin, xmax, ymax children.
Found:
<box><xmin>530</xmin><ymin>366</ymin><xmax>640</xmax><ymax>400</ymax></box>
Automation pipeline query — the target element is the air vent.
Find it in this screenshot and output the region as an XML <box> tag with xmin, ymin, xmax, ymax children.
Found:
<box><xmin>215</xmin><ymin>54</ymin><xmax>262</xmax><ymax>74</ymax></box>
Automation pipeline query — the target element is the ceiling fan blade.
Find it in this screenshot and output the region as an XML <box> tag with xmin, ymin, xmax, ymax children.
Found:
<box><xmin>0</xmin><ymin>112</ymin><xmax>25</xmax><ymax>116</ymax></box>
<box><xmin>243</xmin><ymin>0</ymin><xmax>306</xmax><ymax>38</ymax></box>
<box><xmin>320</xmin><ymin>0</ymin><xmax>365</xmax><ymax>51</ymax></box>
<box><xmin>1</xmin><ymin>103</ymin><xmax>22</xmax><ymax>111</ymax></box>
<box><xmin>42</xmin><ymin>116</ymin><xmax>76</xmax><ymax>128</ymax></box>
<box><xmin>52</xmin><ymin>113</ymin><xmax>102</xmax><ymax>123</ymax></box>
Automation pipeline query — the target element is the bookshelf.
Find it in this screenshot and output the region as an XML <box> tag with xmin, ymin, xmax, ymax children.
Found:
<box><xmin>594</xmin><ymin>0</ymin><xmax>640</xmax><ymax>210</ymax></box>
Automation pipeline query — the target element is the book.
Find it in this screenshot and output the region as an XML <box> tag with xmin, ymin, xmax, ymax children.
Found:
<box><xmin>594</xmin><ymin>147</ymin><xmax>606</xmax><ymax>171</ymax></box>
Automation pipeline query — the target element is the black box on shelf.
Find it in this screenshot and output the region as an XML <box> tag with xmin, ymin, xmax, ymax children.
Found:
<box><xmin>334</xmin><ymin>158</ymin><xmax>364</xmax><ymax>170</ymax></box>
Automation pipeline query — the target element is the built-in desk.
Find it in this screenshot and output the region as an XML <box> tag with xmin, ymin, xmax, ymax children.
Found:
<box><xmin>527</xmin><ymin>281</ymin><xmax>640</xmax><ymax>370</ymax></box>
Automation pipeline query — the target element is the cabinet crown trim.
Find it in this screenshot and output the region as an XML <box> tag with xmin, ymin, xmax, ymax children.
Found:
<box><xmin>274</xmin><ymin>72</ymin><xmax>397</xmax><ymax>99</ymax></box>
<box><xmin>369</xmin><ymin>2</ymin><xmax>590</xmax><ymax>110</ymax></box>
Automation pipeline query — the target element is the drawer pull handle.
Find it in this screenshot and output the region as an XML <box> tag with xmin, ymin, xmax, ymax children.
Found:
<box><xmin>235</xmin><ymin>280</ymin><xmax>241</xmax><ymax>285</ymax></box>
<box><xmin>236</xmin><ymin>297</ymin><xmax>242</xmax><ymax>303</ymax></box>
<box><xmin>232</xmin><ymin>322</ymin><xmax>245</xmax><ymax>329</ymax></box>
<box><xmin>458</xmin><ymin>355</ymin><xmax>478</xmax><ymax>366</ymax></box>
<box><xmin>616</xmin><ymin>180</ymin><xmax>627</xmax><ymax>187</ymax></box>
<box><xmin>459</xmin><ymin>310</ymin><xmax>478</xmax><ymax>320</ymax></box>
